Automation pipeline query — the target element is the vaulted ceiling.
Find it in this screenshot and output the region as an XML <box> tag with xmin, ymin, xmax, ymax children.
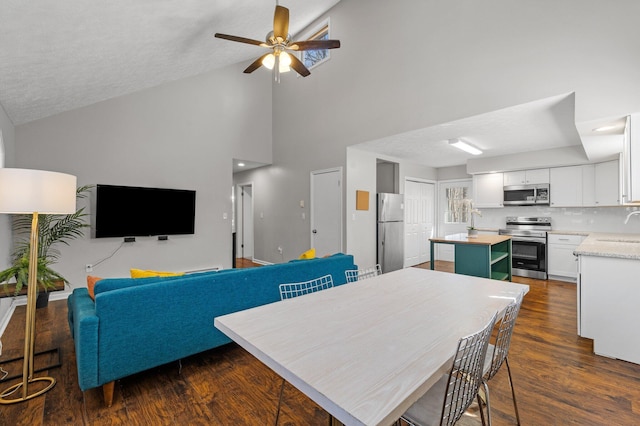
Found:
<box><xmin>0</xmin><ymin>0</ymin><xmax>341</xmax><ymax>126</ymax></box>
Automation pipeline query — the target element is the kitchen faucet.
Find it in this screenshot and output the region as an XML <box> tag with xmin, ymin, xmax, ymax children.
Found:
<box><xmin>624</xmin><ymin>210</ymin><xmax>640</xmax><ymax>224</ymax></box>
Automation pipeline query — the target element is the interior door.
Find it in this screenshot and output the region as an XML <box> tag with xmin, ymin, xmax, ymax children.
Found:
<box><xmin>311</xmin><ymin>168</ymin><xmax>342</xmax><ymax>257</ymax></box>
<box><xmin>404</xmin><ymin>179</ymin><xmax>435</xmax><ymax>267</ymax></box>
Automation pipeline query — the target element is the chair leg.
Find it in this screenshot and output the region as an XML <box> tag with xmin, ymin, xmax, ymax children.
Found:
<box><xmin>482</xmin><ymin>380</ymin><xmax>492</xmax><ymax>426</ymax></box>
<box><xmin>505</xmin><ymin>357</ymin><xmax>521</xmax><ymax>425</ymax></box>
<box><xmin>275</xmin><ymin>378</ymin><xmax>286</xmax><ymax>426</ymax></box>
<box><xmin>478</xmin><ymin>393</ymin><xmax>487</xmax><ymax>426</ymax></box>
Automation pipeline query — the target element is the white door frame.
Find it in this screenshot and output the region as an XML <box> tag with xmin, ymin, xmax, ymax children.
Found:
<box><xmin>236</xmin><ymin>181</ymin><xmax>254</xmax><ymax>260</ymax></box>
<box><xmin>310</xmin><ymin>167</ymin><xmax>343</xmax><ymax>253</ymax></box>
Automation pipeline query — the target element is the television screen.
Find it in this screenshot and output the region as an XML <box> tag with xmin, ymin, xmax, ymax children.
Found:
<box><xmin>95</xmin><ymin>184</ymin><xmax>196</xmax><ymax>238</ymax></box>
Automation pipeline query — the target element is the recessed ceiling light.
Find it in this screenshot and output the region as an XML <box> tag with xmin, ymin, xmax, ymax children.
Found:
<box><xmin>448</xmin><ymin>138</ymin><xmax>483</xmax><ymax>155</ymax></box>
<box><xmin>237</xmin><ymin>162</ymin><xmax>245</xmax><ymax>167</ymax></box>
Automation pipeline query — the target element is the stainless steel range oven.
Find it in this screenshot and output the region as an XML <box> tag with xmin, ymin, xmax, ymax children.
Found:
<box><xmin>499</xmin><ymin>216</ymin><xmax>551</xmax><ymax>280</ymax></box>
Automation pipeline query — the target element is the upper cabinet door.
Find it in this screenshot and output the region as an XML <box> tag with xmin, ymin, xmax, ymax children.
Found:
<box><xmin>473</xmin><ymin>173</ymin><xmax>504</xmax><ymax>208</ymax></box>
<box><xmin>503</xmin><ymin>170</ymin><xmax>526</xmax><ymax>186</ymax></box>
<box><xmin>525</xmin><ymin>168</ymin><xmax>550</xmax><ymax>184</ymax></box>
<box><xmin>594</xmin><ymin>160</ymin><xmax>620</xmax><ymax>206</ymax></box>
<box><xmin>550</xmin><ymin>166</ymin><xmax>583</xmax><ymax>207</ymax></box>
<box><xmin>503</xmin><ymin>168</ymin><xmax>549</xmax><ymax>186</ymax></box>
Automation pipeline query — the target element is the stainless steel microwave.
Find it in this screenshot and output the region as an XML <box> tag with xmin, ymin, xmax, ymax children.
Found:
<box><xmin>503</xmin><ymin>184</ymin><xmax>550</xmax><ymax>205</ymax></box>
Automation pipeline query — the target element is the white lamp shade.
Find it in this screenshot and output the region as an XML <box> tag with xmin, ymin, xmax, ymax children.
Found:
<box><xmin>0</xmin><ymin>168</ymin><xmax>77</xmax><ymax>214</ymax></box>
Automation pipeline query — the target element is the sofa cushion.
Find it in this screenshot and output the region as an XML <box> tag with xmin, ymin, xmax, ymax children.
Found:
<box><xmin>130</xmin><ymin>268</ymin><xmax>185</xmax><ymax>278</ymax></box>
<box><xmin>86</xmin><ymin>275</ymin><xmax>102</xmax><ymax>300</ymax></box>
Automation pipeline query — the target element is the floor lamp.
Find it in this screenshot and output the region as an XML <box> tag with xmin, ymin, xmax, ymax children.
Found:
<box><xmin>0</xmin><ymin>168</ymin><xmax>77</xmax><ymax>404</ymax></box>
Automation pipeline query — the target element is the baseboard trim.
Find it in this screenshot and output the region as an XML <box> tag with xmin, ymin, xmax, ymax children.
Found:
<box><xmin>252</xmin><ymin>259</ymin><xmax>273</xmax><ymax>266</ymax></box>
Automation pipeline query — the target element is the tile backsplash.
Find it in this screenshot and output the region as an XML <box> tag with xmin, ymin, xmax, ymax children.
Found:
<box><xmin>474</xmin><ymin>206</ymin><xmax>640</xmax><ymax>234</ymax></box>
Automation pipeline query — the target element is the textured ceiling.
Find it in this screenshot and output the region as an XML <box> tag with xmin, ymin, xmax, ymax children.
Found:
<box><xmin>0</xmin><ymin>0</ymin><xmax>341</xmax><ymax>125</ymax></box>
<box><xmin>354</xmin><ymin>93</ymin><xmax>590</xmax><ymax>168</ymax></box>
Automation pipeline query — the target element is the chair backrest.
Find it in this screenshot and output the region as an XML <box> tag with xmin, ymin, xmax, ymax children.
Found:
<box><xmin>485</xmin><ymin>291</ymin><xmax>525</xmax><ymax>380</ymax></box>
<box><xmin>440</xmin><ymin>311</ymin><xmax>498</xmax><ymax>426</ymax></box>
<box><xmin>345</xmin><ymin>264</ymin><xmax>382</xmax><ymax>283</ymax></box>
<box><xmin>279</xmin><ymin>274</ymin><xmax>334</xmax><ymax>300</ymax></box>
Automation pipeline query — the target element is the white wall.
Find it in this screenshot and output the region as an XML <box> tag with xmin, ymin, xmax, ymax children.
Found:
<box><xmin>14</xmin><ymin>62</ymin><xmax>272</xmax><ymax>289</ymax></box>
<box><xmin>268</xmin><ymin>0</ymin><xmax>640</xmax><ymax>267</ymax></box>
<box><xmin>8</xmin><ymin>0</ymin><xmax>640</xmax><ymax>290</ymax></box>
<box><xmin>346</xmin><ymin>147</ymin><xmax>436</xmax><ymax>268</ymax></box>
<box><xmin>0</xmin><ymin>103</ymin><xmax>15</xmax><ymax>327</ymax></box>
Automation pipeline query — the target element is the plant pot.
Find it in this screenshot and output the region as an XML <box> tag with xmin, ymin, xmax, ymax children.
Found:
<box><xmin>36</xmin><ymin>291</ymin><xmax>50</xmax><ymax>309</ymax></box>
<box><xmin>467</xmin><ymin>229</ymin><xmax>478</xmax><ymax>238</ymax></box>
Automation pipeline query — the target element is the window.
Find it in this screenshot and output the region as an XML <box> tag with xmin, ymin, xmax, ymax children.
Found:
<box><xmin>444</xmin><ymin>187</ymin><xmax>469</xmax><ymax>224</ymax></box>
<box><xmin>299</xmin><ymin>19</ymin><xmax>331</xmax><ymax>70</ymax></box>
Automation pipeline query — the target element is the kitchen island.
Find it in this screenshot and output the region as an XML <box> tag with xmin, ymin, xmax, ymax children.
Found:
<box><xmin>575</xmin><ymin>232</ymin><xmax>640</xmax><ymax>365</ymax></box>
<box><xmin>430</xmin><ymin>233</ymin><xmax>512</xmax><ymax>281</ymax></box>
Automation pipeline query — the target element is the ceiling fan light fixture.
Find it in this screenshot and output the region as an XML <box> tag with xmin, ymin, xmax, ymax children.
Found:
<box><xmin>279</xmin><ymin>52</ymin><xmax>292</xmax><ymax>72</ymax></box>
<box><xmin>449</xmin><ymin>138</ymin><xmax>483</xmax><ymax>155</ymax></box>
<box><xmin>262</xmin><ymin>53</ymin><xmax>276</xmax><ymax>70</ymax></box>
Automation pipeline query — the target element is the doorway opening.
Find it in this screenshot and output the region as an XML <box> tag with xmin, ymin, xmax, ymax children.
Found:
<box><xmin>236</xmin><ymin>182</ymin><xmax>254</xmax><ymax>265</ymax></box>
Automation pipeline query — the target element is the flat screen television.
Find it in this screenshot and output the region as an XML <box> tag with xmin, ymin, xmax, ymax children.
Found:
<box><xmin>95</xmin><ymin>184</ymin><xmax>196</xmax><ymax>238</ymax></box>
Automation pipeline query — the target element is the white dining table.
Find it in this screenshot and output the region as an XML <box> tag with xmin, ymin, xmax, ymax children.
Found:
<box><xmin>214</xmin><ymin>267</ymin><xmax>529</xmax><ymax>426</ymax></box>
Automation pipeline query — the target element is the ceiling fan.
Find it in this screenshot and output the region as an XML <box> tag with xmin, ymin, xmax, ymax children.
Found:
<box><xmin>214</xmin><ymin>3</ymin><xmax>341</xmax><ymax>81</ymax></box>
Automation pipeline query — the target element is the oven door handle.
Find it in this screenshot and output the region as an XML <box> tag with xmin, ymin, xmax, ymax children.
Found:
<box><xmin>509</xmin><ymin>237</ymin><xmax>547</xmax><ymax>244</ymax></box>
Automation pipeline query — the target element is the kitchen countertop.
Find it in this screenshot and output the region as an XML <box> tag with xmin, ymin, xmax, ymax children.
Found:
<box><xmin>574</xmin><ymin>232</ymin><xmax>640</xmax><ymax>260</ymax></box>
<box><xmin>430</xmin><ymin>234</ymin><xmax>511</xmax><ymax>245</ymax></box>
<box><xmin>547</xmin><ymin>230</ymin><xmax>590</xmax><ymax>236</ymax></box>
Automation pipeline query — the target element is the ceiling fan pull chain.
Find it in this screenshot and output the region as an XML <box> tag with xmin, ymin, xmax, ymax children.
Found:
<box><xmin>274</xmin><ymin>55</ymin><xmax>281</xmax><ymax>83</ymax></box>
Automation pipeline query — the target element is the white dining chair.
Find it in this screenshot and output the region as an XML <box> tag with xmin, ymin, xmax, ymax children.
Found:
<box><xmin>481</xmin><ymin>291</ymin><xmax>525</xmax><ymax>425</ymax></box>
<box><xmin>398</xmin><ymin>311</ymin><xmax>498</xmax><ymax>426</ymax></box>
<box><xmin>278</xmin><ymin>274</ymin><xmax>334</xmax><ymax>300</ymax></box>
<box><xmin>345</xmin><ymin>264</ymin><xmax>382</xmax><ymax>283</ymax></box>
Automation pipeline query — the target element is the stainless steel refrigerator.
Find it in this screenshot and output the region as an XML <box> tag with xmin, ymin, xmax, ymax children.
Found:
<box><xmin>377</xmin><ymin>193</ymin><xmax>405</xmax><ymax>273</ymax></box>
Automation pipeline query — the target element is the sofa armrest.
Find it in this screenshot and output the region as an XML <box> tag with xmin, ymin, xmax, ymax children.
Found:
<box><xmin>68</xmin><ymin>288</ymin><xmax>100</xmax><ymax>390</ymax></box>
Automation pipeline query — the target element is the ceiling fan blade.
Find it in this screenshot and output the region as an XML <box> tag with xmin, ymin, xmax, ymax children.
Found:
<box><xmin>289</xmin><ymin>54</ymin><xmax>311</xmax><ymax>77</ymax></box>
<box><xmin>244</xmin><ymin>53</ymin><xmax>271</xmax><ymax>74</ymax></box>
<box><xmin>288</xmin><ymin>39</ymin><xmax>341</xmax><ymax>51</ymax></box>
<box><xmin>273</xmin><ymin>5</ymin><xmax>289</xmax><ymax>41</ymax></box>
<box><xmin>215</xmin><ymin>33</ymin><xmax>268</xmax><ymax>47</ymax></box>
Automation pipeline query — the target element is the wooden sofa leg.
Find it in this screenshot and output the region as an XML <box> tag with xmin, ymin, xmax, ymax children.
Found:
<box><xmin>103</xmin><ymin>381</ymin><xmax>115</xmax><ymax>407</ymax></box>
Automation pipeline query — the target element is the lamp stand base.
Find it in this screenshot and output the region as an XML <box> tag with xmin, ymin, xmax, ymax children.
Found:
<box><xmin>0</xmin><ymin>347</ymin><xmax>62</xmax><ymax>382</ymax></box>
<box><xmin>0</xmin><ymin>376</ymin><xmax>56</xmax><ymax>404</ymax></box>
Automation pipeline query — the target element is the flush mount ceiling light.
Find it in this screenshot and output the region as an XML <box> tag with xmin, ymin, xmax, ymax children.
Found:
<box><xmin>237</xmin><ymin>162</ymin><xmax>245</xmax><ymax>167</ymax></box>
<box><xmin>593</xmin><ymin>125</ymin><xmax>617</xmax><ymax>132</ymax></box>
<box><xmin>448</xmin><ymin>138</ymin><xmax>483</xmax><ymax>155</ymax></box>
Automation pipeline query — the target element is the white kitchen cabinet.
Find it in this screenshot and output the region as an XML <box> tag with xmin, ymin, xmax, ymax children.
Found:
<box><xmin>547</xmin><ymin>234</ymin><xmax>585</xmax><ymax>281</ymax></box>
<box><xmin>503</xmin><ymin>168</ymin><xmax>549</xmax><ymax>186</ymax></box>
<box><xmin>503</xmin><ymin>171</ymin><xmax>525</xmax><ymax>186</ymax></box>
<box><xmin>472</xmin><ymin>173</ymin><xmax>503</xmax><ymax>208</ymax></box>
<box><xmin>622</xmin><ymin>114</ymin><xmax>640</xmax><ymax>204</ymax></box>
<box><xmin>578</xmin><ymin>254</ymin><xmax>640</xmax><ymax>364</ymax></box>
<box><xmin>582</xmin><ymin>160</ymin><xmax>620</xmax><ymax>207</ymax></box>
<box><xmin>594</xmin><ymin>160</ymin><xmax>620</xmax><ymax>206</ymax></box>
<box><xmin>550</xmin><ymin>166</ymin><xmax>583</xmax><ymax>207</ymax></box>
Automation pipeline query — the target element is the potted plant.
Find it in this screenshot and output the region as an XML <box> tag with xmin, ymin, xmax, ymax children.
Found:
<box><xmin>463</xmin><ymin>199</ymin><xmax>482</xmax><ymax>237</ymax></box>
<box><xmin>0</xmin><ymin>185</ymin><xmax>91</xmax><ymax>306</ymax></box>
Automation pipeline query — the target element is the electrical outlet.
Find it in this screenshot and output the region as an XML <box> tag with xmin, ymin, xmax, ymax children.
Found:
<box><xmin>277</xmin><ymin>246</ymin><xmax>283</xmax><ymax>254</ymax></box>
<box><xmin>85</xmin><ymin>264</ymin><xmax>93</xmax><ymax>273</ymax></box>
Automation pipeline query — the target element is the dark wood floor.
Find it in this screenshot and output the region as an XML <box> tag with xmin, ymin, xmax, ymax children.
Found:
<box><xmin>1</xmin><ymin>262</ymin><xmax>640</xmax><ymax>425</ymax></box>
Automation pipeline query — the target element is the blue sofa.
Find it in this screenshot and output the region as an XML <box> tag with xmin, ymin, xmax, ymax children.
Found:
<box><xmin>67</xmin><ymin>253</ymin><xmax>356</xmax><ymax>406</ymax></box>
